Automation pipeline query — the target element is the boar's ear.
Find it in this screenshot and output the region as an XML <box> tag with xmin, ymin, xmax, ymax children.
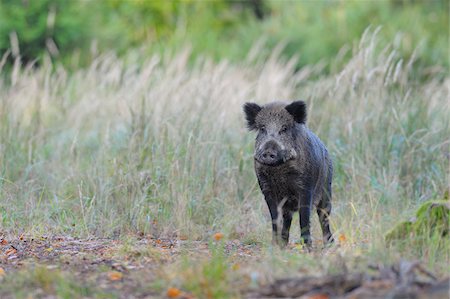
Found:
<box><xmin>243</xmin><ymin>102</ymin><xmax>262</xmax><ymax>130</ymax></box>
<box><xmin>285</xmin><ymin>101</ymin><xmax>307</xmax><ymax>124</ymax></box>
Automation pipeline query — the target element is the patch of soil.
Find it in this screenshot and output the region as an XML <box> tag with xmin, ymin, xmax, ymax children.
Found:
<box><xmin>0</xmin><ymin>234</ymin><xmax>262</xmax><ymax>297</ymax></box>
<box><xmin>1</xmin><ymin>235</ymin><xmax>448</xmax><ymax>299</ymax></box>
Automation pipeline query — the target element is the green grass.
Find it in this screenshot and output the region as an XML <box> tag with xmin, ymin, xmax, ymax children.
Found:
<box><xmin>0</xmin><ymin>30</ymin><xmax>449</xmax><ymax>297</ymax></box>
<box><xmin>179</xmin><ymin>241</ymin><xmax>234</xmax><ymax>298</ymax></box>
<box><xmin>0</xmin><ymin>266</ymin><xmax>106</xmax><ymax>298</ymax></box>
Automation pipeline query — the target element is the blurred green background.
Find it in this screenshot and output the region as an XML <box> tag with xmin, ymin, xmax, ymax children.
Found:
<box><xmin>0</xmin><ymin>0</ymin><xmax>448</xmax><ymax>73</ymax></box>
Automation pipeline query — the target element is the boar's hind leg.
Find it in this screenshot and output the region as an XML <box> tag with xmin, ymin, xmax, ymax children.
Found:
<box><xmin>317</xmin><ymin>185</ymin><xmax>334</xmax><ymax>244</ymax></box>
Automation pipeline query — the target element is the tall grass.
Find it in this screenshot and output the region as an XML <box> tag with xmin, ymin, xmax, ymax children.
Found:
<box><xmin>0</xmin><ymin>31</ymin><xmax>448</xmax><ymax>270</ymax></box>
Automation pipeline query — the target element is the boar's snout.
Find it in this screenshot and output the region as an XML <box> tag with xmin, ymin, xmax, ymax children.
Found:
<box><xmin>255</xmin><ymin>140</ymin><xmax>287</xmax><ymax>166</ymax></box>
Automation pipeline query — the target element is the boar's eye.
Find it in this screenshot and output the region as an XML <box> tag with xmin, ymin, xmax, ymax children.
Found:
<box><xmin>279</xmin><ymin>125</ymin><xmax>288</xmax><ymax>134</ymax></box>
<box><xmin>260</xmin><ymin>126</ymin><xmax>266</xmax><ymax>133</ymax></box>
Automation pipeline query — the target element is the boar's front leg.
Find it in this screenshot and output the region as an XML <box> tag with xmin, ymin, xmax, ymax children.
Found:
<box><xmin>281</xmin><ymin>210</ymin><xmax>293</xmax><ymax>246</ymax></box>
<box><xmin>266</xmin><ymin>197</ymin><xmax>291</xmax><ymax>247</ymax></box>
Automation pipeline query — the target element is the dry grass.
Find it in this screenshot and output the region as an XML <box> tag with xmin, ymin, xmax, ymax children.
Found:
<box><xmin>0</xmin><ymin>30</ymin><xmax>449</xmax><ymax>290</ymax></box>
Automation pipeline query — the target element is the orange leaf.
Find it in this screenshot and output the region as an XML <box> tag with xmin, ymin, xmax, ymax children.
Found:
<box><xmin>5</xmin><ymin>248</ymin><xmax>17</xmax><ymax>256</ymax></box>
<box><xmin>0</xmin><ymin>239</ymin><xmax>7</xmax><ymax>245</ymax></box>
<box><xmin>213</xmin><ymin>232</ymin><xmax>224</xmax><ymax>241</ymax></box>
<box><xmin>338</xmin><ymin>234</ymin><xmax>347</xmax><ymax>243</ymax></box>
<box><xmin>107</xmin><ymin>271</ymin><xmax>123</xmax><ymax>281</ymax></box>
<box><xmin>166</xmin><ymin>287</ymin><xmax>182</xmax><ymax>298</ymax></box>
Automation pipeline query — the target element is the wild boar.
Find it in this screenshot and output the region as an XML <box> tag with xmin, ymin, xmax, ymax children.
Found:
<box><xmin>243</xmin><ymin>100</ymin><xmax>334</xmax><ymax>247</ymax></box>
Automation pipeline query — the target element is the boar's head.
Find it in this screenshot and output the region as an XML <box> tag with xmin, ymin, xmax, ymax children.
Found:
<box><xmin>243</xmin><ymin>101</ymin><xmax>306</xmax><ymax>166</ymax></box>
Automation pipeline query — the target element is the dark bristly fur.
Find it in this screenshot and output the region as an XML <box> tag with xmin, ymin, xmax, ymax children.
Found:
<box><xmin>243</xmin><ymin>102</ymin><xmax>262</xmax><ymax>130</ymax></box>
<box><xmin>243</xmin><ymin>100</ymin><xmax>334</xmax><ymax>247</ymax></box>
<box><xmin>285</xmin><ymin>101</ymin><xmax>307</xmax><ymax>124</ymax></box>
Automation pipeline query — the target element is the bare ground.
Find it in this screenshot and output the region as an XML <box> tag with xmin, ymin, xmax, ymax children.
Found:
<box><xmin>0</xmin><ymin>235</ymin><xmax>448</xmax><ymax>298</ymax></box>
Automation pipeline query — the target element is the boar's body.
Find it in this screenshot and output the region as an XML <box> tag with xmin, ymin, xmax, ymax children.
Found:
<box><xmin>244</xmin><ymin>101</ymin><xmax>333</xmax><ymax>247</ymax></box>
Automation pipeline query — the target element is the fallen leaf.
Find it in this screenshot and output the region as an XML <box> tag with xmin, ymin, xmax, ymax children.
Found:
<box><xmin>213</xmin><ymin>232</ymin><xmax>224</xmax><ymax>241</ymax></box>
<box><xmin>166</xmin><ymin>287</ymin><xmax>182</xmax><ymax>298</ymax></box>
<box><xmin>338</xmin><ymin>234</ymin><xmax>347</xmax><ymax>243</ymax></box>
<box><xmin>107</xmin><ymin>271</ymin><xmax>123</xmax><ymax>281</ymax></box>
<box><xmin>0</xmin><ymin>239</ymin><xmax>7</xmax><ymax>245</ymax></box>
<box><xmin>5</xmin><ymin>248</ymin><xmax>17</xmax><ymax>256</ymax></box>
<box><xmin>0</xmin><ymin>267</ymin><xmax>5</xmax><ymax>276</ymax></box>
<box><xmin>307</xmin><ymin>294</ymin><xmax>329</xmax><ymax>299</ymax></box>
<box><xmin>232</xmin><ymin>263</ymin><xmax>240</xmax><ymax>271</ymax></box>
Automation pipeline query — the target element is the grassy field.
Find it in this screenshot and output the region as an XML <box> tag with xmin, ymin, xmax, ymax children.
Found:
<box><xmin>0</xmin><ymin>31</ymin><xmax>449</xmax><ymax>298</ymax></box>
